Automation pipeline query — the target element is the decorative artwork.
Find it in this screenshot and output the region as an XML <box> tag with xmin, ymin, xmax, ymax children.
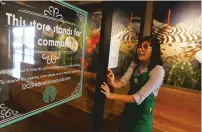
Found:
<box><xmin>84</xmin><ymin>9</ymin><xmax>142</xmax><ymax>74</ymax></box>
<box><xmin>110</xmin><ymin>9</ymin><xmax>141</xmax><ymax>74</ymax></box>
<box><xmin>43</xmin><ymin>85</ymin><xmax>57</xmax><ymax>103</ymax></box>
<box><xmin>152</xmin><ymin>2</ymin><xmax>201</xmax><ymax>90</ymax></box>
<box><xmin>0</xmin><ymin>103</ymin><xmax>20</xmax><ymax>121</ymax></box>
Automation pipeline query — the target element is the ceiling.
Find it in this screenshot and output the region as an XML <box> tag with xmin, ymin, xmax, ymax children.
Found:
<box><xmin>66</xmin><ymin>1</ymin><xmax>102</xmax><ymax>6</ymax></box>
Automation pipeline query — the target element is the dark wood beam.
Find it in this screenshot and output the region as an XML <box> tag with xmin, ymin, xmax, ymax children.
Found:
<box><xmin>91</xmin><ymin>2</ymin><xmax>113</xmax><ymax>132</ymax></box>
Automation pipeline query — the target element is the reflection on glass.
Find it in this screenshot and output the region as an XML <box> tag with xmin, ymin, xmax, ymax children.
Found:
<box><xmin>12</xmin><ymin>27</ymin><xmax>35</xmax><ymax>78</ymax></box>
<box><xmin>24</xmin><ymin>27</ymin><xmax>35</xmax><ymax>37</ymax></box>
<box><xmin>13</xmin><ymin>27</ymin><xmax>23</xmax><ymax>37</ymax></box>
<box><xmin>12</xmin><ymin>54</ymin><xmax>22</xmax><ymax>79</ymax></box>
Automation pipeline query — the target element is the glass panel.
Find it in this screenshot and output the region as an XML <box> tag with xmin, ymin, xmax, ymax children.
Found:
<box><xmin>12</xmin><ymin>53</ymin><xmax>22</xmax><ymax>79</ymax></box>
<box><xmin>13</xmin><ymin>27</ymin><xmax>23</xmax><ymax>37</ymax></box>
<box><xmin>0</xmin><ymin>1</ymin><xmax>87</xmax><ymax>129</ymax></box>
<box><xmin>24</xmin><ymin>55</ymin><xmax>34</xmax><ymax>64</ymax></box>
<box><xmin>104</xmin><ymin>2</ymin><xmax>145</xmax><ymax>131</ymax></box>
<box><xmin>24</xmin><ymin>27</ymin><xmax>35</xmax><ymax>37</ymax></box>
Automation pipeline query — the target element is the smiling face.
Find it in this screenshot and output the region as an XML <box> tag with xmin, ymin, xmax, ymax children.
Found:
<box><xmin>137</xmin><ymin>40</ymin><xmax>152</xmax><ymax>64</ymax></box>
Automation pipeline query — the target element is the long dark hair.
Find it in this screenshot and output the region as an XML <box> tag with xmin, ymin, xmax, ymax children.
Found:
<box><xmin>134</xmin><ymin>36</ymin><xmax>163</xmax><ymax>71</ymax></box>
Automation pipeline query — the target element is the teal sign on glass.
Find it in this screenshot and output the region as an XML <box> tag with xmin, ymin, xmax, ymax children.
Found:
<box><xmin>0</xmin><ymin>0</ymin><xmax>87</xmax><ymax>128</ymax></box>
<box><xmin>43</xmin><ymin>86</ymin><xmax>57</xmax><ymax>103</ymax></box>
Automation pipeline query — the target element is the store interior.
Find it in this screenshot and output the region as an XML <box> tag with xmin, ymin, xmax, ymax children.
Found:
<box><xmin>0</xmin><ymin>1</ymin><xmax>201</xmax><ymax>132</ymax></box>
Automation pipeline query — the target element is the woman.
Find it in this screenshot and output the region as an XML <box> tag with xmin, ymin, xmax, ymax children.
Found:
<box><xmin>101</xmin><ymin>36</ymin><xmax>165</xmax><ymax>132</ymax></box>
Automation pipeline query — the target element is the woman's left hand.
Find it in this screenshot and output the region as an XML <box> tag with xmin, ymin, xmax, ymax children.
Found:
<box><xmin>101</xmin><ymin>82</ymin><xmax>111</xmax><ymax>98</ymax></box>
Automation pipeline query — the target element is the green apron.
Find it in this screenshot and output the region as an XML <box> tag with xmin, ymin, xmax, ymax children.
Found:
<box><xmin>118</xmin><ymin>65</ymin><xmax>155</xmax><ymax>132</ymax></box>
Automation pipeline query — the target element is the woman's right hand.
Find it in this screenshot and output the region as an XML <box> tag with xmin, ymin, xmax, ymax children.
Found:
<box><xmin>107</xmin><ymin>69</ymin><xmax>115</xmax><ymax>86</ymax></box>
